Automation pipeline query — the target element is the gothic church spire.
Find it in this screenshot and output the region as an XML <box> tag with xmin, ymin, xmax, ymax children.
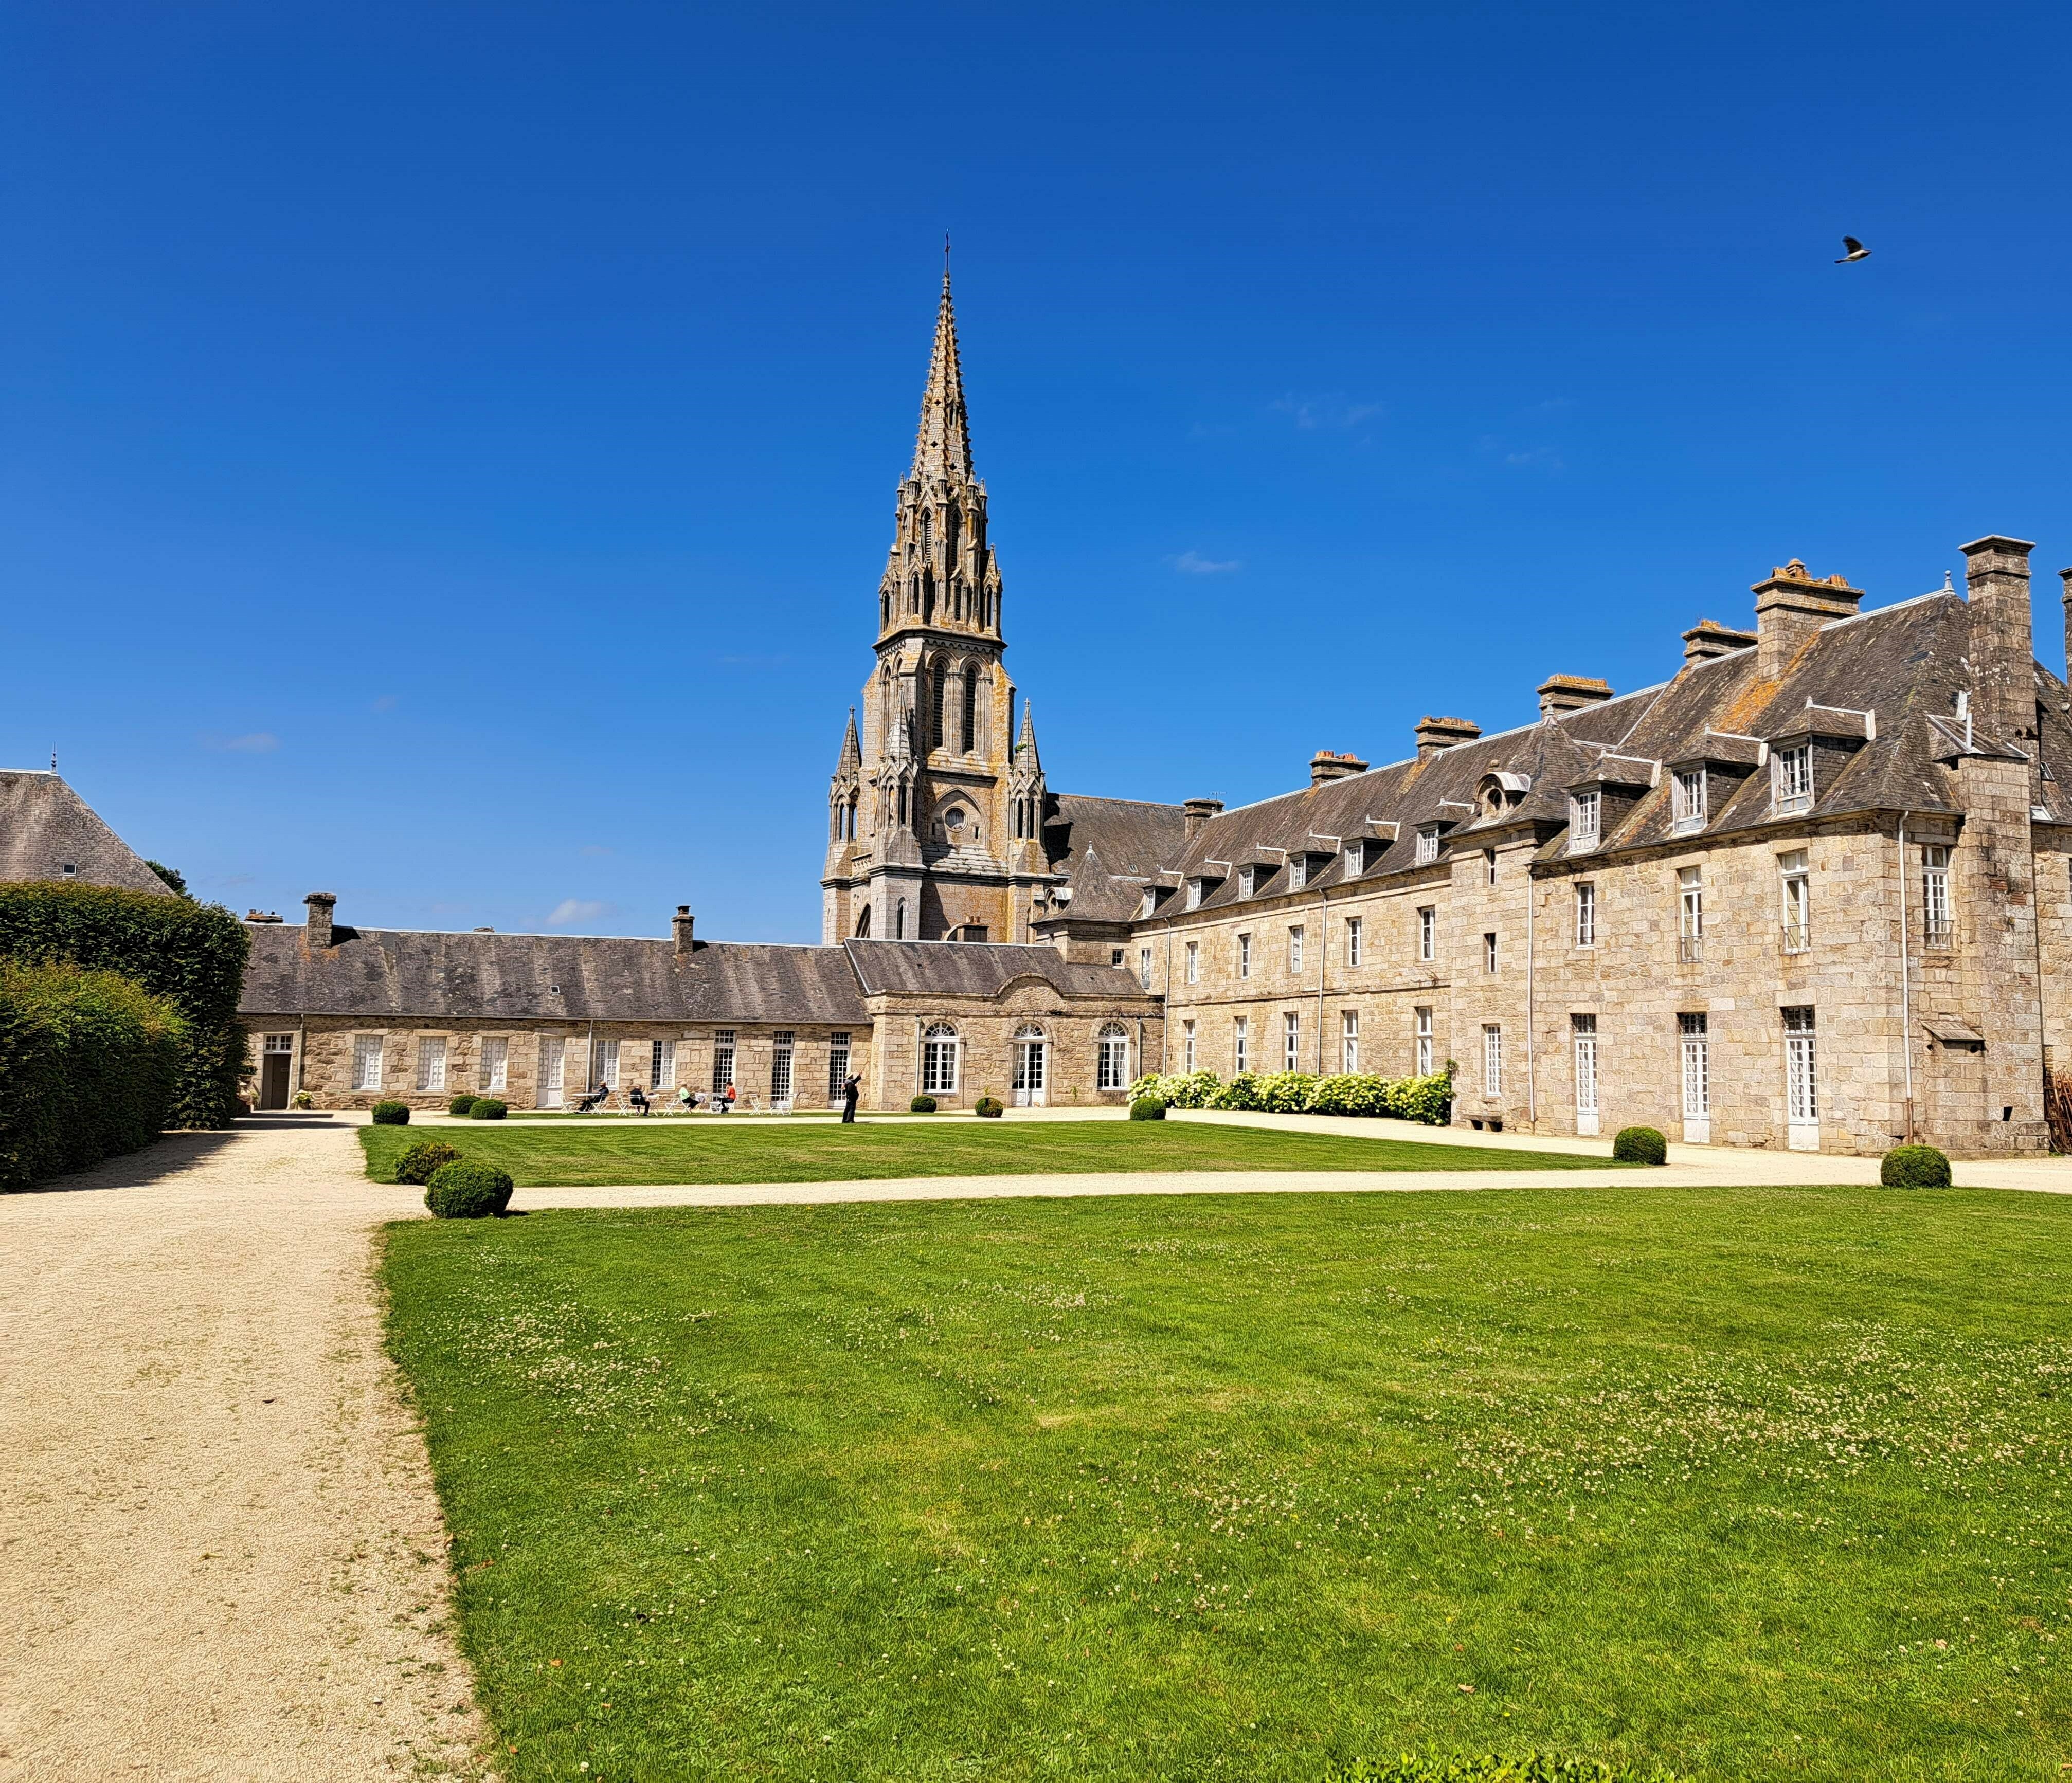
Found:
<box><xmin>910</xmin><ymin>272</ymin><xmax>973</xmax><ymax>484</ymax></box>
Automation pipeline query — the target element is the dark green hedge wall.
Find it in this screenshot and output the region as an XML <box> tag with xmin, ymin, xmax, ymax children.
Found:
<box><xmin>0</xmin><ymin>882</ymin><xmax>251</xmax><ymax>1128</ymax></box>
<box><xmin>0</xmin><ymin>960</ymin><xmax>187</xmax><ymax>1189</ymax></box>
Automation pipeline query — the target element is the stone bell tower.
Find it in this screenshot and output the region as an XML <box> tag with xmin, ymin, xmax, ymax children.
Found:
<box><xmin>821</xmin><ymin>270</ymin><xmax>1025</xmax><ymax>944</ymax></box>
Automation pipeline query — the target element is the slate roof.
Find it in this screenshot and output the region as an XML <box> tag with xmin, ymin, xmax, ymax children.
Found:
<box><xmin>1041</xmin><ymin>794</ymin><xmax>1190</xmax><ymax>883</ymax></box>
<box><xmin>0</xmin><ymin>771</ymin><xmax>171</xmax><ymax>896</ymax></box>
<box><xmin>843</xmin><ymin>939</ymin><xmax>1145</xmax><ymax>999</ymax></box>
<box><xmin>241</xmin><ymin>925</ymin><xmax>868</xmax><ymax>1023</ymax></box>
<box><xmin>1123</xmin><ymin>590</ymin><xmax>2065</xmax><ymax>909</ymax></box>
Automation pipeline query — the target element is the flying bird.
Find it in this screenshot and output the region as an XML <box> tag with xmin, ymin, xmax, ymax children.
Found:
<box><xmin>1835</xmin><ymin>235</ymin><xmax>1871</xmax><ymax>263</ymax></box>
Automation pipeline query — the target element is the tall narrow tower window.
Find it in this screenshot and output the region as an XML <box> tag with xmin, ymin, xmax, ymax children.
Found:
<box><xmin>930</xmin><ymin>660</ymin><xmax>948</xmax><ymax>751</ymax></box>
<box><xmin>921</xmin><ymin>510</ymin><xmax>933</xmax><ymax>553</ymax></box>
<box><xmin>961</xmin><ymin>665</ymin><xmax>979</xmax><ymax>753</ymax></box>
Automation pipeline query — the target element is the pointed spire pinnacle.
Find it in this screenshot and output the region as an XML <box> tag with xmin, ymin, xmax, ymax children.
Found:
<box><xmin>1015</xmin><ymin>699</ymin><xmax>1040</xmax><ymax>769</ymax></box>
<box><xmin>909</xmin><ymin>268</ymin><xmax>974</xmax><ymax>483</ymax></box>
<box><xmin>836</xmin><ymin>707</ymin><xmax>861</xmax><ymax>775</ymax></box>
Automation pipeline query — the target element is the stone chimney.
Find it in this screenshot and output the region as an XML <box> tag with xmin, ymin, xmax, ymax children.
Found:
<box><xmin>2061</xmin><ymin>568</ymin><xmax>2072</xmax><ymax>692</ymax></box>
<box><xmin>1681</xmin><ymin>618</ymin><xmax>1759</xmax><ymax>666</ymax></box>
<box><xmin>673</xmin><ymin>904</ymin><xmax>696</xmax><ymax>954</ymax></box>
<box><xmin>1309</xmin><ymin>750</ymin><xmax>1369</xmax><ymax>786</ymax></box>
<box><xmin>1183</xmin><ymin>797</ymin><xmax>1224</xmax><ymax>842</ymax></box>
<box><xmin>1753</xmin><ymin>560</ymin><xmax>1862</xmax><ymax>680</ymax></box>
<box><xmin>1414</xmin><ymin>715</ymin><xmax>1481</xmax><ymax>762</ymax></box>
<box><xmin>304</xmin><ymin>892</ymin><xmax>336</xmax><ymax>949</ymax></box>
<box><xmin>1536</xmin><ymin>675</ymin><xmax>1614</xmax><ymax>719</ymax></box>
<box><xmin>1962</xmin><ymin>536</ymin><xmax>2038</xmax><ymax>743</ymax></box>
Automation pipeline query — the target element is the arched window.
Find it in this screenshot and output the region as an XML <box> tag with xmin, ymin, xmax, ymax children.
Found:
<box><xmin>880</xmin><ymin>589</ymin><xmax>889</xmax><ymax>630</ymax></box>
<box><xmin>922</xmin><ymin>1022</ymin><xmax>959</xmax><ymax>1093</ymax></box>
<box><xmin>946</xmin><ymin>504</ymin><xmax>960</xmax><ymax>569</ymax></box>
<box><xmin>1096</xmin><ymin>1023</ymin><xmax>1130</xmax><ymax>1092</ymax></box>
<box><xmin>921</xmin><ymin>509</ymin><xmax>933</xmax><ymax>553</ymax></box>
<box><xmin>854</xmin><ymin>904</ymin><xmax>871</xmax><ymax>937</ymax></box>
<box><xmin>922</xmin><ymin>569</ymin><xmax>935</xmax><ymax>623</ymax></box>
<box><xmin>909</xmin><ymin>574</ymin><xmax>920</xmax><ymax>614</ymax></box>
<box><xmin>961</xmin><ymin>663</ymin><xmax>979</xmax><ymax>752</ymax></box>
<box><xmin>930</xmin><ymin>659</ymin><xmax>948</xmax><ymax>751</ymax></box>
<box><xmin>895</xmin><ymin>898</ymin><xmax>908</xmax><ymax>939</ymax></box>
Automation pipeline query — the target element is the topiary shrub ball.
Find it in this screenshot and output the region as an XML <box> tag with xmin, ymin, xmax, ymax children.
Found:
<box><xmin>974</xmin><ymin>1096</ymin><xmax>1004</xmax><ymax>1118</ymax></box>
<box><xmin>1129</xmin><ymin>1095</ymin><xmax>1168</xmax><ymax>1121</ymax></box>
<box><xmin>393</xmin><ymin>1139</ymin><xmax>464</xmax><ymax>1185</ymax></box>
<box><xmin>469</xmin><ymin>1097</ymin><xmax>509</xmax><ymax>1120</ymax></box>
<box><xmin>1612</xmin><ymin>1124</ymin><xmax>1668</xmax><ymax>1165</ymax></box>
<box><xmin>447</xmin><ymin>1093</ymin><xmax>477</xmax><ymax>1117</ymax></box>
<box><xmin>370</xmin><ymin>1100</ymin><xmax>410</xmax><ymax>1126</ymax></box>
<box><xmin>1882</xmin><ymin>1143</ymin><xmax>1952</xmax><ymax>1187</ymax></box>
<box><xmin>424</xmin><ymin>1159</ymin><xmax>515</xmax><ymax>1220</ymax></box>
<box><xmin>909</xmin><ymin>1095</ymin><xmax>939</xmax><ymax>1114</ymax></box>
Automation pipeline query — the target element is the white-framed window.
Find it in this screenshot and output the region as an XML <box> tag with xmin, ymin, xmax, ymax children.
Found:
<box><xmin>922</xmin><ymin>1023</ymin><xmax>960</xmax><ymax>1095</ymax></box>
<box><xmin>1482</xmin><ymin>1024</ymin><xmax>1503</xmax><ymax>1097</ymax></box>
<box><xmin>1415</xmin><ymin>1006</ymin><xmax>1434</xmax><ymax>1076</ymax></box>
<box><xmin>1418</xmin><ymin>906</ymin><xmax>1436</xmax><ymax>962</ymax></box>
<box><xmin>1186</xmin><ymin>880</ymin><xmax>1203</xmax><ymax>912</ymax></box>
<box><xmin>1483</xmin><ymin>931</ymin><xmax>1499</xmax><ymax>973</ymax></box>
<box><xmin>1774</xmin><ymin>744</ymin><xmax>1813</xmax><ymax>815</ymax></box>
<box><xmin>1783</xmin><ymin>1006</ymin><xmax>1817</xmax><ymax>1126</ymax></box>
<box><xmin>1237</xmin><ymin>933</ymin><xmax>1252</xmax><ymax>979</ymax></box>
<box><xmin>1290</xmin><ymin>856</ymin><xmax>1308</xmax><ymax>891</ymax></box>
<box><xmin>1570</xmin><ymin>791</ymin><xmax>1600</xmax><ymax>851</ymax></box>
<box><xmin>651</xmin><ymin>1039</ymin><xmax>676</xmax><ymax>1090</ymax></box>
<box><xmin>1415</xmin><ymin>826</ymin><xmax>1440</xmax><ymax>865</ymax></box>
<box><xmin>1922</xmin><ymin>844</ymin><xmax>1952</xmax><ymax>944</ymax></box>
<box><xmin>1140</xmin><ymin>889</ymin><xmax>1156</xmax><ymax>919</ymax></box>
<box><xmin>1239</xmin><ymin>866</ymin><xmax>1258</xmax><ymax>898</ymax></box>
<box><xmin>1678</xmin><ymin>866</ymin><xmax>1704</xmax><ymax>963</ymax></box>
<box><xmin>415</xmin><ymin>1035</ymin><xmax>447</xmax><ymax>1094</ymax></box>
<box><xmin>1139</xmin><ymin>947</ymin><xmax>1154</xmax><ymax>990</ymax></box>
<box><xmin>1572</xmin><ymin>1014</ymin><xmax>1598</xmax><ymax>1115</ymax></box>
<box><xmin>1779</xmin><ymin>849</ymin><xmax>1810</xmax><ymax>952</ymax></box>
<box><xmin>1288</xmin><ymin>925</ymin><xmax>1304</xmax><ymax>974</ymax></box>
<box><xmin>263</xmin><ymin>1032</ymin><xmax>294</xmax><ymax>1054</ymax></box>
<box><xmin>1284</xmin><ymin>1011</ymin><xmax>1301</xmax><ymax>1071</ymax></box>
<box><xmin>1345</xmin><ymin>839</ymin><xmax>1367</xmax><ymax>875</ymax></box>
<box><xmin>1680</xmin><ymin>1012</ymin><xmax>1709</xmax><ymax>1116</ymax></box>
<box><xmin>1672</xmin><ymin>769</ymin><xmax>1707</xmax><ymax>835</ymax></box>
<box><xmin>1182</xmin><ymin>1019</ymin><xmax>1197</xmax><ymax>1072</ymax></box>
<box><xmin>1575</xmin><ymin>881</ymin><xmax>1597</xmax><ymax>947</ymax></box>
<box><xmin>1111</xmin><ymin>948</ymin><xmax>1125</xmax><ymax>968</ymax></box>
<box><xmin>1233</xmin><ymin>1015</ymin><xmax>1249</xmax><ymax>1074</ymax></box>
<box><xmin>1096</xmin><ymin>1023</ymin><xmax>1130</xmax><ymax>1091</ymax></box>
<box><xmin>1185</xmin><ymin>940</ymin><xmax>1200</xmax><ymax>984</ymax></box>
<box><xmin>351</xmin><ymin>1032</ymin><xmax>384</xmax><ymax>1093</ymax></box>
<box><xmin>827</xmin><ymin>1032</ymin><xmax>852</xmax><ymax>1100</ymax></box>
<box><xmin>537</xmin><ymin>1034</ymin><xmax>566</xmax><ymax>1107</ymax></box>
<box><xmin>711</xmin><ymin>1029</ymin><xmax>736</xmax><ymax>1094</ymax></box>
<box><xmin>770</xmin><ymin>1031</ymin><xmax>795</xmax><ymax>1104</ymax></box>
<box><xmin>479</xmin><ymin>1036</ymin><xmax>508</xmax><ymax>1093</ymax></box>
<box><xmin>1341</xmin><ymin>1008</ymin><xmax>1359</xmax><ymax>1072</ymax></box>
<box><xmin>1345</xmin><ymin>916</ymin><xmax>1363</xmax><ymax>967</ymax></box>
<box><xmin>595</xmin><ymin>1038</ymin><xmax>620</xmax><ymax>1091</ymax></box>
<box><xmin>895</xmin><ymin>897</ymin><xmax>908</xmax><ymax>939</ymax></box>
<box><xmin>1484</xmin><ymin>849</ymin><xmax>1498</xmax><ymax>886</ymax></box>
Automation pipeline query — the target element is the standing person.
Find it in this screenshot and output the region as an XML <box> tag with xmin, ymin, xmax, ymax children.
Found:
<box><xmin>841</xmin><ymin>1072</ymin><xmax>861</xmax><ymax>1122</ymax></box>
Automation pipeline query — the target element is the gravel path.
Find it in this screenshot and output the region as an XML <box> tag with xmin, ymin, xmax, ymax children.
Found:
<box><xmin>0</xmin><ymin>1120</ymin><xmax>491</xmax><ymax>1781</ymax></box>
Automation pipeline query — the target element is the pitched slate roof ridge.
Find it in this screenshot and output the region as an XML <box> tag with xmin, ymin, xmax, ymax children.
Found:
<box><xmin>0</xmin><ymin>770</ymin><xmax>172</xmax><ymax>896</ymax></box>
<box><xmin>842</xmin><ymin>938</ymin><xmax>1146</xmax><ymax>1000</ymax></box>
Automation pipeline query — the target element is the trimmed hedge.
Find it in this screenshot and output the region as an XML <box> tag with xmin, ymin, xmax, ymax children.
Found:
<box><xmin>470</xmin><ymin>1097</ymin><xmax>509</xmax><ymax>1120</ymax></box>
<box><xmin>370</xmin><ymin>1100</ymin><xmax>411</xmax><ymax>1125</ymax></box>
<box><xmin>0</xmin><ymin>881</ymin><xmax>250</xmax><ymax>1129</ymax></box>
<box><xmin>1129</xmin><ymin>1095</ymin><xmax>1168</xmax><ymax>1120</ymax></box>
<box><xmin>1612</xmin><ymin>1125</ymin><xmax>1668</xmax><ymax>1166</ymax></box>
<box><xmin>974</xmin><ymin>1096</ymin><xmax>1004</xmax><ymax>1118</ymax></box>
<box><xmin>1326</xmin><ymin>1754</ymin><xmax>1680</xmax><ymax>1782</ymax></box>
<box><xmin>1882</xmin><ymin>1143</ymin><xmax>1952</xmax><ymax>1187</ymax></box>
<box><xmin>909</xmin><ymin>1095</ymin><xmax>938</xmax><ymax>1114</ymax></box>
<box><xmin>1127</xmin><ymin>1067</ymin><xmax>1455</xmax><ymax>1126</ymax></box>
<box><xmin>0</xmin><ymin>959</ymin><xmax>186</xmax><ymax>1190</ymax></box>
<box><xmin>424</xmin><ymin>1159</ymin><xmax>514</xmax><ymax>1219</ymax></box>
<box><xmin>392</xmin><ymin>1139</ymin><xmax>463</xmax><ymax>1185</ymax></box>
<box><xmin>447</xmin><ymin>1093</ymin><xmax>477</xmax><ymax>1116</ymax></box>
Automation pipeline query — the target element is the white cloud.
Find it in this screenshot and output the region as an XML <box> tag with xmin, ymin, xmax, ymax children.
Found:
<box><xmin>1174</xmin><ymin>551</ymin><xmax>1241</xmax><ymax>575</ymax></box>
<box><xmin>1272</xmin><ymin>392</ymin><xmax>1383</xmax><ymax>431</ymax></box>
<box><xmin>202</xmin><ymin>731</ymin><xmax>279</xmax><ymax>753</ymax></box>
<box><xmin>1503</xmin><ymin>446</ymin><xmax>1565</xmax><ymax>471</ymax></box>
<box><xmin>580</xmin><ymin>844</ymin><xmax>613</xmax><ymax>858</ymax></box>
<box><xmin>372</xmin><ymin>695</ymin><xmax>399</xmax><ymax>713</ymax></box>
<box><xmin>547</xmin><ymin>898</ymin><xmax>609</xmax><ymax>929</ymax></box>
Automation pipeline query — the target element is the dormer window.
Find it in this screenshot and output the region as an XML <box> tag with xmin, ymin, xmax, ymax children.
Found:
<box><xmin>1238</xmin><ymin>866</ymin><xmax>1257</xmax><ymax>898</ymax></box>
<box><xmin>1289</xmin><ymin>857</ymin><xmax>1307</xmax><ymax>891</ymax></box>
<box><xmin>1140</xmin><ymin>889</ymin><xmax>1156</xmax><ymax>919</ymax></box>
<box><xmin>1672</xmin><ymin>770</ymin><xmax>1707</xmax><ymax>835</ymax></box>
<box><xmin>1415</xmin><ymin>826</ymin><xmax>1440</xmax><ymax>866</ymax></box>
<box><xmin>1569</xmin><ymin>791</ymin><xmax>1600</xmax><ymax>852</ymax></box>
<box><xmin>1185</xmin><ymin>880</ymin><xmax>1203</xmax><ymax>912</ymax></box>
<box><xmin>1344</xmin><ymin>839</ymin><xmax>1366</xmax><ymax>874</ymax></box>
<box><xmin>1774</xmin><ymin>744</ymin><xmax>1813</xmax><ymax>816</ymax></box>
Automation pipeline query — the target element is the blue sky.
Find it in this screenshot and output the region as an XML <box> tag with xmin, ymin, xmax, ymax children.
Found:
<box><xmin>4</xmin><ymin>2</ymin><xmax>2069</xmax><ymax>940</ymax></box>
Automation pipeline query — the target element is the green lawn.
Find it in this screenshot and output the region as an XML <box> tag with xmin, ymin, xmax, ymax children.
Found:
<box><xmin>359</xmin><ymin>1118</ymin><xmax>1606</xmax><ymax>1187</ymax></box>
<box><xmin>383</xmin><ymin>1187</ymin><xmax>2072</xmax><ymax>1781</ymax></box>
